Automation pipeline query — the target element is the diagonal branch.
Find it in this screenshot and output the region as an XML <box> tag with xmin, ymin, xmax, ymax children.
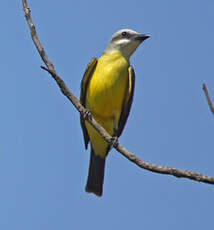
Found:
<box><xmin>22</xmin><ymin>0</ymin><xmax>214</xmax><ymax>185</ymax></box>
<box><xmin>202</xmin><ymin>83</ymin><xmax>214</xmax><ymax>116</ymax></box>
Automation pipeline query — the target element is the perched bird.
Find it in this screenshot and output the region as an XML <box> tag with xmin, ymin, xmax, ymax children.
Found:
<box><xmin>80</xmin><ymin>29</ymin><xmax>150</xmax><ymax>196</ymax></box>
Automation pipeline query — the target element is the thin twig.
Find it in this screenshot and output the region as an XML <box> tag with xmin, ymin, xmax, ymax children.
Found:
<box><xmin>202</xmin><ymin>83</ymin><xmax>214</xmax><ymax>116</ymax></box>
<box><xmin>22</xmin><ymin>0</ymin><xmax>214</xmax><ymax>185</ymax></box>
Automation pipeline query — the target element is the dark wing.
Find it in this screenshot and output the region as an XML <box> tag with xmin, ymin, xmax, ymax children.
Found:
<box><xmin>117</xmin><ymin>66</ymin><xmax>135</xmax><ymax>137</ymax></box>
<box><xmin>80</xmin><ymin>57</ymin><xmax>98</xmax><ymax>149</ymax></box>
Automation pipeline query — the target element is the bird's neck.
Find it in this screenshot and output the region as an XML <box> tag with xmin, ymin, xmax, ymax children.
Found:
<box><xmin>102</xmin><ymin>49</ymin><xmax>130</xmax><ymax>63</ymax></box>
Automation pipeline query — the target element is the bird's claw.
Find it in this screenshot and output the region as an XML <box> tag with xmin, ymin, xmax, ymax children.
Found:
<box><xmin>82</xmin><ymin>109</ymin><xmax>92</xmax><ymax>121</ymax></box>
<box><xmin>110</xmin><ymin>136</ymin><xmax>118</xmax><ymax>149</ymax></box>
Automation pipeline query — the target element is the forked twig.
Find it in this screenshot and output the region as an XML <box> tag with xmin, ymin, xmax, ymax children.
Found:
<box><xmin>22</xmin><ymin>0</ymin><xmax>214</xmax><ymax>185</ymax></box>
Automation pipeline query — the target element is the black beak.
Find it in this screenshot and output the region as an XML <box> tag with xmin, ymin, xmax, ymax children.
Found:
<box><xmin>135</xmin><ymin>34</ymin><xmax>150</xmax><ymax>42</ymax></box>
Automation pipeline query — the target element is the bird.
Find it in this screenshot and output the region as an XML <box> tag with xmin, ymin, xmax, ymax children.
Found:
<box><xmin>80</xmin><ymin>29</ymin><xmax>150</xmax><ymax>197</ymax></box>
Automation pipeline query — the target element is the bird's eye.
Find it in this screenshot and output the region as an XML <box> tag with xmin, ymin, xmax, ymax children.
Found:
<box><xmin>121</xmin><ymin>31</ymin><xmax>127</xmax><ymax>37</ymax></box>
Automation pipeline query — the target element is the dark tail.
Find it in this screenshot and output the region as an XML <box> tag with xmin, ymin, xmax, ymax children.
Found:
<box><xmin>85</xmin><ymin>148</ymin><xmax>106</xmax><ymax>197</ymax></box>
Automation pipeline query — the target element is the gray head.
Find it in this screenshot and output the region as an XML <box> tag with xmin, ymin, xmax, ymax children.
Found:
<box><xmin>105</xmin><ymin>29</ymin><xmax>150</xmax><ymax>59</ymax></box>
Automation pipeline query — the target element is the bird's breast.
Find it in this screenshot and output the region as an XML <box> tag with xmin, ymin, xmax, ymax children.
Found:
<box><xmin>86</xmin><ymin>52</ymin><xmax>129</xmax><ymax>118</ymax></box>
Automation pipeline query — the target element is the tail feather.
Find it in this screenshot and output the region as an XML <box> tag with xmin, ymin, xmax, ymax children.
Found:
<box><xmin>85</xmin><ymin>148</ymin><xmax>106</xmax><ymax>197</ymax></box>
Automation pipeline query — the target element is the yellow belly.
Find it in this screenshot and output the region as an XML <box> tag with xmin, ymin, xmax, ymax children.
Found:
<box><xmin>85</xmin><ymin>50</ymin><xmax>129</xmax><ymax>157</ymax></box>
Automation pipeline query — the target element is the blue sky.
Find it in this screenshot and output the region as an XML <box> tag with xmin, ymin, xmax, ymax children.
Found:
<box><xmin>1</xmin><ymin>0</ymin><xmax>214</xmax><ymax>229</ymax></box>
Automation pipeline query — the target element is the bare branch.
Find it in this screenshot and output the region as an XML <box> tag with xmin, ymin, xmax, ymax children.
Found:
<box><xmin>22</xmin><ymin>0</ymin><xmax>214</xmax><ymax>185</ymax></box>
<box><xmin>202</xmin><ymin>83</ymin><xmax>214</xmax><ymax>116</ymax></box>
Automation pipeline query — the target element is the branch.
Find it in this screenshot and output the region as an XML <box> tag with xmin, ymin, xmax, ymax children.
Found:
<box><xmin>202</xmin><ymin>83</ymin><xmax>214</xmax><ymax>116</ymax></box>
<box><xmin>22</xmin><ymin>0</ymin><xmax>214</xmax><ymax>185</ymax></box>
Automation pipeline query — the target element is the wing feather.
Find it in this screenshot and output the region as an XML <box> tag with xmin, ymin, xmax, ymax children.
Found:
<box><xmin>117</xmin><ymin>66</ymin><xmax>135</xmax><ymax>137</ymax></box>
<box><xmin>80</xmin><ymin>58</ymin><xmax>98</xmax><ymax>149</ymax></box>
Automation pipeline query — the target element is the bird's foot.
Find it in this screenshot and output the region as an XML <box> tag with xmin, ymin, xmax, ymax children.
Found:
<box><xmin>82</xmin><ymin>109</ymin><xmax>92</xmax><ymax>121</ymax></box>
<box><xmin>109</xmin><ymin>135</ymin><xmax>118</xmax><ymax>149</ymax></box>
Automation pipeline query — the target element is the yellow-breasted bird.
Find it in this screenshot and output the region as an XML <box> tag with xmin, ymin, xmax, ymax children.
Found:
<box><xmin>80</xmin><ymin>29</ymin><xmax>150</xmax><ymax>196</ymax></box>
